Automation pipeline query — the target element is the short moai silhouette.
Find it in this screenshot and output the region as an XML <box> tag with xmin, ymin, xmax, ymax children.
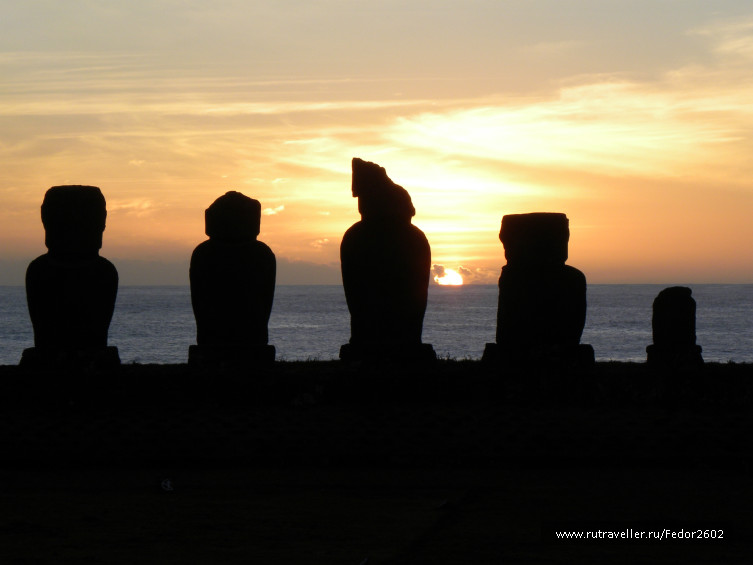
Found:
<box><xmin>189</xmin><ymin>191</ymin><xmax>276</xmax><ymax>366</ymax></box>
<box><xmin>646</xmin><ymin>286</ymin><xmax>703</xmax><ymax>368</ymax></box>
<box><xmin>340</xmin><ymin>158</ymin><xmax>435</xmax><ymax>363</ymax></box>
<box><xmin>483</xmin><ymin>212</ymin><xmax>594</xmax><ymax>368</ymax></box>
<box><xmin>22</xmin><ymin>185</ymin><xmax>120</xmax><ymax>369</ymax></box>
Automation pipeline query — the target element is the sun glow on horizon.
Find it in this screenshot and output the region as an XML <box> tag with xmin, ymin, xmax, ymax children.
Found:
<box><xmin>434</xmin><ymin>268</ymin><xmax>464</xmax><ymax>286</ymax></box>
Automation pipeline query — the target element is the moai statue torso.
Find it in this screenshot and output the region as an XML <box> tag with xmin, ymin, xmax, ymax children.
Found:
<box><xmin>23</xmin><ymin>185</ymin><xmax>119</xmax><ymax>368</ymax></box>
<box><xmin>189</xmin><ymin>191</ymin><xmax>276</xmax><ymax>365</ymax></box>
<box><xmin>340</xmin><ymin>158</ymin><xmax>435</xmax><ymax>363</ymax></box>
<box><xmin>485</xmin><ymin>212</ymin><xmax>593</xmax><ymax>367</ymax></box>
<box><xmin>646</xmin><ymin>286</ymin><xmax>703</xmax><ymax>368</ymax></box>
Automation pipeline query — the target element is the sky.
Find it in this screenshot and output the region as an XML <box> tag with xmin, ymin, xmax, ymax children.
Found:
<box><xmin>2</xmin><ymin>0</ymin><xmax>753</xmax><ymax>284</ymax></box>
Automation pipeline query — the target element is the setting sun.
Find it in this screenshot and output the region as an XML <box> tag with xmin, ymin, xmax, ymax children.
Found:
<box><xmin>434</xmin><ymin>268</ymin><xmax>464</xmax><ymax>286</ymax></box>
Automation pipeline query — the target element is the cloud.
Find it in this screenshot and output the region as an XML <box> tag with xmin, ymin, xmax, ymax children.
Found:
<box><xmin>432</xmin><ymin>264</ymin><xmax>497</xmax><ymax>285</ymax></box>
<box><xmin>262</xmin><ymin>204</ymin><xmax>285</xmax><ymax>215</ymax></box>
<box><xmin>471</xmin><ymin>267</ymin><xmax>498</xmax><ymax>284</ymax></box>
<box><xmin>387</xmin><ymin>80</ymin><xmax>753</xmax><ymax>181</ymax></box>
<box><xmin>693</xmin><ymin>17</ymin><xmax>753</xmax><ymax>59</ymax></box>
<box><xmin>310</xmin><ymin>238</ymin><xmax>330</xmax><ymax>249</ymax></box>
<box><xmin>107</xmin><ymin>198</ymin><xmax>156</xmax><ymax>217</ymax></box>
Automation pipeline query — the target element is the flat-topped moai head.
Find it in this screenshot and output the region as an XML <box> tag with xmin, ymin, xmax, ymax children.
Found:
<box><xmin>486</xmin><ymin>212</ymin><xmax>592</xmax><ymax>367</ymax></box>
<box><xmin>189</xmin><ymin>191</ymin><xmax>276</xmax><ymax>364</ymax></box>
<box><xmin>23</xmin><ymin>185</ymin><xmax>119</xmax><ymax>368</ymax></box>
<box><xmin>500</xmin><ymin>212</ymin><xmax>569</xmax><ymax>266</ymax></box>
<box><xmin>340</xmin><ymin>158</ymin><xmax>434</xmax><ymax>363</ymax></box>
<box><xmin>41</xmin><ymin>185</ymin><xmax>107</xmax><ymax>256</ymax></box>
<box><xmin>647</xmin><ymin>286</ymin><xmax>703</xmax><ymax>367</ymax></box>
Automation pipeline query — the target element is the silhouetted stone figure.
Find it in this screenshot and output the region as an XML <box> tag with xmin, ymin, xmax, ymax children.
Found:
<box><xmin>189</xmin><ymin>191</ymin><xmax>276</xmax><ymax>366</ymax></box>
<box><xmin>22</xmin><ymin>185</ymin><xmax>120</xmax><ymax>369</ymax></box>
<box><xmin>340</xmin><ymin>158</ymin><xmax>435</xmax><ymax>363</ymax></box>
<box><xmin>483</xmin><ymin>212</ymin><xmax>594</xmax><ymax>368</ymax></box>
<box><xmin>646</xmin><ymin>286</ymin><xmax>703</xmax><ymax>368</ymax></box>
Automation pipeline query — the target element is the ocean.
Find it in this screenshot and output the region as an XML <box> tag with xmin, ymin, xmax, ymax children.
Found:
<box><xmin>0</xmin><ymin>284</ymin><xmax>751</xmax><ymax>365</ymax></box>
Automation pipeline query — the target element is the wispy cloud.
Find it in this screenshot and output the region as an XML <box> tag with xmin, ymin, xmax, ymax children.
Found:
<box><xmin>262</xmin><ymin>204</ymin><xmax>285</xmax><ymax>215</ymax></box>
<box><xmin>692</xmin><ymin>16</ymin><xmax>753</xmax><ymax>59</ymax></box>
<box><xmin>107</xmin><ymin>198</ymin><xmax>157</xmax><ymax>217</ymax></box>
<box><xmin>310</xmin><ymin>238</ymin><xmax>330</xmax><ymax>249</ymax></box>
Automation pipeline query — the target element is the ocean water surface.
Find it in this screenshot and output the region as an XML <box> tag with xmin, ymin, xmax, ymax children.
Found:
<box><xmin>0</xmin><ymin>284</ymin><xmax>750</xmax><ymax>365</ymax></box>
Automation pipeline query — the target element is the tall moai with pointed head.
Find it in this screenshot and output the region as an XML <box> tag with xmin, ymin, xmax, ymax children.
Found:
<box><xmin>23</xmin><ymin>185</ymin><xmax>120</xmax><ymax>368</ymax></box>
<box><xmin>646</xmin><ymin>286</ymin><xmax>703</xmax><ymax>368</ymax></box>
<box><xmin>340</xmin><ymin>158</ymin><xmax>435</xmax><ymax>363</ymax></box>
<box><xmin>189</xmin><ymin>191</ymin><xmax>276</xmax><ymax>366</ymax></box>
<box><xmin>483</xmin><ymin>212</ymin><xmax>593</xmax><ymax>367</ymax></box>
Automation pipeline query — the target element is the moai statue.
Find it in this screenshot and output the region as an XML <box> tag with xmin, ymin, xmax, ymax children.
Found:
<box><xmin>340</xmin><ymin>158</ymin><xmax>435</xmax><ymax>363</ymax></box>
<box><xmin>22</xmin><ymin>185</ymin><xmax>120</xmax><ymax>369</ymax></box>
<box><xmin>646</xmin><ymin>286</ymin><xmax>703</xmax><ymax>368</ymax></box>
<box><xmin>189</xmin><ymin>191</ymin><xmax>276</xmax><ymax>366</ymax></box>
<box><xmin>482</xmin><ymin>212</ymin><xmax>594</xmax><ymax>367</ymax></box>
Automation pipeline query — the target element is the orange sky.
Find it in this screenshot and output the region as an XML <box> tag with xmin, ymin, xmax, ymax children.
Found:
<box><xmin>2</xmin><ymin>2</ymin><xmax>753</xmax><ymax>284</ymax></box>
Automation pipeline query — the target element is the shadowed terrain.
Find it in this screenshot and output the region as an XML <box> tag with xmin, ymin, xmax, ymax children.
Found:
<box><xmin>0</xmin><ymin>360</ymin><xmax>750</xmax><ymax>563</ymax></box>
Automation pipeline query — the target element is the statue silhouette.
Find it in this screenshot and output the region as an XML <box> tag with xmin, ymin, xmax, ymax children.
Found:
<box><xmin>189</xmin><ymin>191</ymin><xmax>276</xmax><ymax>366</ymax></box>
<box><xmin>22</xmin><ymin>185</ymin><xmax>120</xmax><ymax>369</ymax></box>
<box><xmin>483</xmin><ymin>212</ymin><xmax>593</xmax><ymax>367</ymax></box>
<box><xmin>340</xmin><ymin>158</ymin><xmax>435</xmax><ymax>363</ymax></box>
<box><xmin>647</xmin><ymin>286</ymin><xmax>703</xmax><ymax>368</ymax></box>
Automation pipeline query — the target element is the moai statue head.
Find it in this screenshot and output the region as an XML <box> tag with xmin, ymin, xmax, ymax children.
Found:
<box><xmin>652</xmin><ymin>286</ymin><xmax>697</xmax><ymax>348</ymax></box>
<box><xmin>499</xmin><ymin>212</ymin><xmax>569</xmax><ymax>267</ymax></box>
<box><xmin>205</xmin><ymin>191</ymin><xmax>261</xmax><ymax>242</ymax></box>
<box><xmin>41</xmin><ymin>185</ymin><xmax>107</xmax><ymax>255</ymax></box>
<box><xmin>352</xmin><ymin>158</ymin><xmax>415</xmax><ymax>223</ymax></box>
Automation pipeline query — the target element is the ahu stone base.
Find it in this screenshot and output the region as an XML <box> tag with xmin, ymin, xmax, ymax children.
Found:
<box><xmin>20</xmin><ymin>346</ymin><xmax>121</xmax><ymax>371</ymax></box>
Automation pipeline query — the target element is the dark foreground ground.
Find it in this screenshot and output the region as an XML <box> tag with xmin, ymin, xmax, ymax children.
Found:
<box><xmin>0</xmin><ymin>360</ymin><xmax>751</xmax><ymax>564</ymax></box>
